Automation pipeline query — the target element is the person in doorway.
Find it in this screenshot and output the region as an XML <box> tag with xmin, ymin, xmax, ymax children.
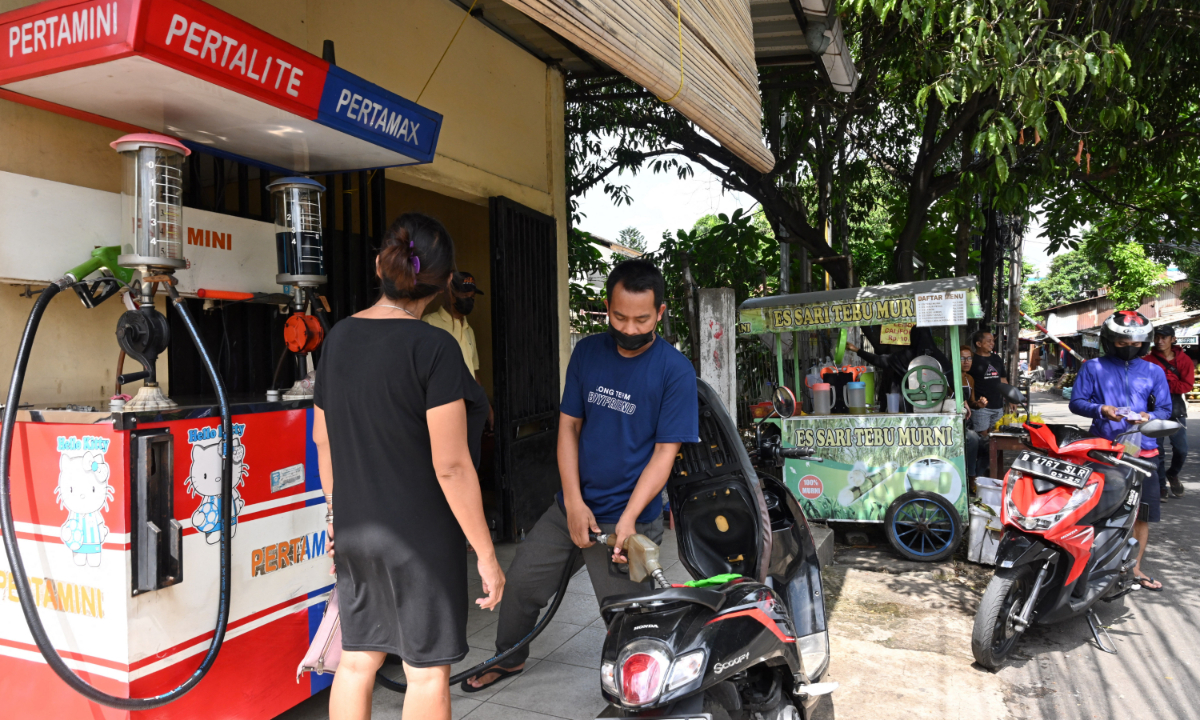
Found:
<box><xmin>1144</xmin><ymin>325</ymin><xmax>1192</xmax><ymax>499</ymax></box>
<box><xmin>425</xmin><ymin>270</ymin><xmax>484</xmax><ymax>384</ymax></box>
<box><xmin>462</xmin><ymin>259</ymin><xmax>699</xmax><ymax>693</ymax></box>
<box><xmin>959</xmin><ymin>346</ymin><xmax>986</xmax><ymax>481</ymax></box>
<box><xmin>314</xmin><ymin>213</ymin><xmax>501</xmax><ymax>720</ymax></box>
<box><xmin>1068</xmin><ymin>310</ymin><xmax>1170</xmax><ymax>592</ymax></box>
<box><xmin>969</xmin><ymin>330</ymin><xmax>1008</xmax><ymax>435</ymax></box>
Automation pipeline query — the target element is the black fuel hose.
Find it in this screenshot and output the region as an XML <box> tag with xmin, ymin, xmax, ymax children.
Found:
<box><xmin>376</xmin><ymin>546</ymin><xmax>582</xmax><ymax>692</ymax></box>
<box><xmin>0</xmin><ymin>280</ymin><xmax>235</xmax><ymax>709</ymax></box>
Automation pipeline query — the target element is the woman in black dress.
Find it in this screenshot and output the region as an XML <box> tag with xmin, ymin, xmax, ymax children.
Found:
<box><xmin>312</xmin><ymin>213</ymin><xmax>501</xmax><ymax>720</ymax></box>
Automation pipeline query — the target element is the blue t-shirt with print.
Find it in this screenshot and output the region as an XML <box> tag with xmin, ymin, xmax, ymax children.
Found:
<box><xmin>559</xmin><ymin>333</ymin><xmax>699</xmax><ymax>523</ymax></box>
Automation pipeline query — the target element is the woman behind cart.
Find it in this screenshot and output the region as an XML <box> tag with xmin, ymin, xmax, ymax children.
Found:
<box><xmin>313</xmin><ymin>213</ymin><xmax>503</xmax><ymax>720</ymax></box>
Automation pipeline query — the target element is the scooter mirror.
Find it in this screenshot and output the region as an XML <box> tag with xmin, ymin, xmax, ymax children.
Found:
<box><xmin>772</xmin><ymin>386</ymin><xmax>797</xmax><ymax>419</ymax></box>
<box><xmin>1140</xmin><ymin>418</ymin><xmax>1182</xmax><ymax>439</ymax></box>
<box><xmin>999</xmin><ymin>383</ymin><xmax>1026</xmax><ymax>405</ymax></box>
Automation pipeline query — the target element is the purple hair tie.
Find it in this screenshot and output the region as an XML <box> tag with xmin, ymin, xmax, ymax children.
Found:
<box><xmin>409</xmin><ymin>240</ymin><xmax>420</xmax><ymax>274</ymax></box>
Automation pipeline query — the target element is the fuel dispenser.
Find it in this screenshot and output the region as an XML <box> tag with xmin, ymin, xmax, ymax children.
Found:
<box><xmin>1</xmin><ymin>133</ymin><xmax>239</xmax><ymax>712</ymax></box>
<box><xmin>269</xmin><ymin>177</ymin><xmax>332</xmax><ymax>401</ymax></box>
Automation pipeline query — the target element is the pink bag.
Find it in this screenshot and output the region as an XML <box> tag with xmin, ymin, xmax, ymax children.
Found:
<box><xmin>296</xmin><ymin>586</ymin><xmax>342</xmax><ymax>682</ymax></box>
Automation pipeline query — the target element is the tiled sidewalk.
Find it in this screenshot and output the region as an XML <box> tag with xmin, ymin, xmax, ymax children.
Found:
<box><xmin>277</xmin><ymin>529</ymin><xmax>689</xmax><ymax>720</ymax></box>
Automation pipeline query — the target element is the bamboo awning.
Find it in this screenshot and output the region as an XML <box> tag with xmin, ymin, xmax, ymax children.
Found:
<box><xmin>501</xmin><ymin>0</ymin><xmax>775</xmax><ymax>173</ymax></box>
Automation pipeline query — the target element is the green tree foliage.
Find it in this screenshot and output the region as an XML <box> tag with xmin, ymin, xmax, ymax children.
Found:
<box><xmin>1025</xmin><ymin>242</ymin><xmax>1170</xmax><ymax>314</ymax></box>
<box><xmin>648</xmin><ymin>209</ymin><xmax>780</xmax><ymax>308</ymax></box>
<box><xmin>1038</xmin><ymin>4</ymin><xmax>1200</xmax><ymax>254</ymax></box>
<box><xmin>616</xmin><ymin>227</ymin><xmax>648</xmax><ymax>252</ymax></box>
<box><xmin>567</xmin><ymin>0</ymin><xmax>1176</xmax><ymax>288</ymax></box>
<box><xmin>567</xmin><ymin>228</ymin><xmax>611</xmax><ymax>333</ymax></box>
<box><xmin>1025</xmin><ymin>250</ymin><xmax>1107</xmax><ymax>311</ymax></box>
<box><xmin>1085</xmin><ymin>238</ymin><xmax>1171</xmax><ymax>309</ymax></box>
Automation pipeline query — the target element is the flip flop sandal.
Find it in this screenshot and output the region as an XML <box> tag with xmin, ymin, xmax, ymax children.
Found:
<box><xmin>459</xmin><ymin>666</ymin><xmax>523</xmax><ymax>693</ymax></box>
<box><xmin>1137</xmin><ymin>576</ymin><xmax>1164</xmax><ymax>592</ymax></box>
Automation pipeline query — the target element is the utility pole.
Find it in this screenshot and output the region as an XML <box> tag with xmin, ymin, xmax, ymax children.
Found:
<box><xmin>1006</xmin><ymin>218</ymin><xmax>1025</xmax><ymax>385</ymax></box>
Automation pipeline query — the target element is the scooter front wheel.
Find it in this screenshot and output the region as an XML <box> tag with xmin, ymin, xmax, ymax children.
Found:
<box><xmin>971</xmin><ymin>565</ymin><xmax>1035</xmax><ymax>669</ymax></box>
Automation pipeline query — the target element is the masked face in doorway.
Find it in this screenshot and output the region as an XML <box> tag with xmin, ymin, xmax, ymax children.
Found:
<box><xmin>453</xmin><ymin>295</ymin><xmax>475</xmax><ymax>316</ymax></box>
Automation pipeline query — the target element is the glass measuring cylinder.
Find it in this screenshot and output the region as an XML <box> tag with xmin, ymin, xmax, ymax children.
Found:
<box><xmin>268</xmin><ymin>177</ymin><xmax>327</xmax><ymax>287</ymax></box>
<box><xmin>113</xmin><ymin>135</ymin><xmax>190</xmax><ymax>270</ymax></box>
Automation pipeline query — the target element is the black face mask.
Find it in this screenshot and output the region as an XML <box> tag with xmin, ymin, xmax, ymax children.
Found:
<box><xmin>453</xmin><ymin>297</ymin><xmax>475</xmax><ymax>316</ymax></box>
<box><xmin>609</xmin><ymin>324</ymin><xmax>655</xmax><ymax>352</ymax></box>
<box><xmin>1112</xmin><ymin>344</ymin><xmax>1142</xmax><ymax>361</ymax></box>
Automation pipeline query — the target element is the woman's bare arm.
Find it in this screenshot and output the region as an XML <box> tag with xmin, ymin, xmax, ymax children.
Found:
<box><xmin>428</xmin><ymin>400</ymin><xmax>505</xmax><ymax>610</ymax></box>
<box><xmin>312</xmin><ymin>407</ymin><xmax>335</xmax><ymax>572</ymax></box>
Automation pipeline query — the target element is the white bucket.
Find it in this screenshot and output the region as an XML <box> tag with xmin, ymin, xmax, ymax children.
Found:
<box><xmin>968</xmin><ymin>504</ymin><xmax>1003</xmax><ymax>565</ymax></box>
<box><xmin>974</xmin><ymin>477</ymin><xmax>1003</xmax><ymax>508</ymax></box>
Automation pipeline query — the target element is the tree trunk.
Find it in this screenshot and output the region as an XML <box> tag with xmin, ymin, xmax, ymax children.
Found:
<box><xmin>1006</xmin><ymin>233</ymin><xmax>1024</xmax><ymax>390</ymax></box>
<box><xmin>953</xmin><ymin>130</ymin><xmax>976</xmax><ymax>278</ymax></box>
<box><xmin>891</xmin><ymin>99</ymin><xmax>944</xmax><ymax>282</ymax></box>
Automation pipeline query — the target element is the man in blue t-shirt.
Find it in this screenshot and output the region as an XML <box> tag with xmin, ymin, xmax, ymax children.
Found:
<box><xmin>463</xmin><ymin>259</ymin><xmax>699</xmax><ymax>692</ymax></box>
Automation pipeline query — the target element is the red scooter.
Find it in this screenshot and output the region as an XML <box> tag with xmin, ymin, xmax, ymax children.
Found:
<box><xmin>971</xmin><ymin>390</ymin><xmax>1179</xmax><ymax>668</ymax></box>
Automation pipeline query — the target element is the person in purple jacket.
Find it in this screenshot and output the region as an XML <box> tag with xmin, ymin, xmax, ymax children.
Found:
<box><xmin>1068</xmin><ymin>310</ymin><xmax>1170</xmax><ymax>591</ymax></box>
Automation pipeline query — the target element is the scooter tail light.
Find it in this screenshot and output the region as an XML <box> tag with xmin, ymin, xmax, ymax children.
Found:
<box><xmin>622</xmin><ymin>653</ymin><xmax>664</xmax><ymax>705</ymax></box>
<box><xmin>616</xmin><ymin>640</ymin><xmax>671</xmax><ymax>707</ymax></box>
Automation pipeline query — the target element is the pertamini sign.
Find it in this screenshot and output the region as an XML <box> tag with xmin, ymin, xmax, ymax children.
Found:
<box><xmin>738</xmin><ymin>288</ymin><xmax>981</xmax><ymax>335</ymax></box>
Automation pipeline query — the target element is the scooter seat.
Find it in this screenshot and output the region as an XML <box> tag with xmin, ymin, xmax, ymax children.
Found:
<box><xmin>599</xmin><ymin>586</ymin><xmax>726</xmax><ymax>621</ymax></box>
<box><xmin>1080</xmin><ymin>461</ymin><xmax>1134</xmax><ymax>525</ymax></box>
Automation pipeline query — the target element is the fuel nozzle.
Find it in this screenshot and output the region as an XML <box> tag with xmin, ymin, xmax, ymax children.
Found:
<box><xmin>591</xmin><ymin>532</ymin><xmax>669</xmax><ymax>588</ymax></box>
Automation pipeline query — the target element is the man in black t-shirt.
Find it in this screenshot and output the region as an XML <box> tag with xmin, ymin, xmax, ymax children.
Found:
<box><xmin>968</xmin><ymin>329</ymin><xmax>1008</xmax><ymax>434</ymax></box>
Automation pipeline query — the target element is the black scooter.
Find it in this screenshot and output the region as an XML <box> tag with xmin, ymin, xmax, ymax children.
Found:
<box><xmin>595</xmin><ymin>380</ymin><xmax>834</xmax><ymax>719</ymax></box>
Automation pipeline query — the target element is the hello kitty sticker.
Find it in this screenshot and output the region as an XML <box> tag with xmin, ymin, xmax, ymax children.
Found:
<box><xmin>185</xmin><ymin>424</ymin><xmax>249</xmax><ymax>544</ymax></box>
<box><xmin>54</xmin><ymin>436</ymin><xmax>114</xmax><ymax>568</ymax></box>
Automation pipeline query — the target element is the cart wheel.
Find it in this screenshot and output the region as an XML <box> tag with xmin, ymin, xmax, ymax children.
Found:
<box><xmin>885</xmin><ymin>491</ymin><xmax>962</xmax><ymax>562</ymax></box>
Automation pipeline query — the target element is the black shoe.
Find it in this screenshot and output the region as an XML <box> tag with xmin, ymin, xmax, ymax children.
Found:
<box><xmin>1168</xmin><ymin>475</ymin><xmax>1184</xmax><ymax>497</ymax></box>
<box><xmin>1160</xmin><ymin>487</ymin><xmax>1170</xmax><ymax>503</ymax></box>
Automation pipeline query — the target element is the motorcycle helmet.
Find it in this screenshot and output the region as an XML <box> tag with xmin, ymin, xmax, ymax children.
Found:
<box><xmin>1099</xmin><ymin>310</ymin><xmax>1153</xmax><ymax>359</ymax></box>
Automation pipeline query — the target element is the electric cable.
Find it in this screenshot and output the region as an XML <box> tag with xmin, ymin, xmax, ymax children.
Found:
<box><xmin>375</xmin><ymin>547</ymin><xmax>582</xmax><ymax>693</ymax></box>
<box><xmin>0</xmin><ymin>278</ymin><xmax>235</xmax><ymax>709</ymax></box>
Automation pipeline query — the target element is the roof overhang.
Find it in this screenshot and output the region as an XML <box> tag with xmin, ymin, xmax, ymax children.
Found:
<box><xmin>0</xmin><ymin>0</ymin><xmax>442</xmax><ymax>173</ymax></box>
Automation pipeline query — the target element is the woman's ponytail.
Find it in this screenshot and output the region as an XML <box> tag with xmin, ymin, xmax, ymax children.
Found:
<box><xmin>377</xmin><ymin>213</ymin><xmax>455</xmax><ymax>300</ymax></box>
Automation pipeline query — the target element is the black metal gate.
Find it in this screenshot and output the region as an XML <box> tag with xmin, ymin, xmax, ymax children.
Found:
<box><xmin>490</xmin><ymin>196</ymin><xmax>561</xmax><ymax>540</ymax></box>
<box><xmin>169</xmin><ymin>152</ymin><xmax>386</xmax><ymax>396</ymax></box>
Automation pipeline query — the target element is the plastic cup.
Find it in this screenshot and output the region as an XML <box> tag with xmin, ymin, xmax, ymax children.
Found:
<box><xmin>887</xmin><ymin>393</ymin><xmax>901</xmax><ymax>413</ymax></box>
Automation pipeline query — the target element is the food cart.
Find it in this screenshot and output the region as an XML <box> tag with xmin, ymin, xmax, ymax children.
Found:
<box><xmin>738</xmin><ymin>278</ymin><xmax>984</xmax><ymax>561</ymax></box>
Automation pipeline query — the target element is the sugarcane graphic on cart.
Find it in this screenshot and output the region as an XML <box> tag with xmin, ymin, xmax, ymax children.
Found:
<box><xmin>54</xmin><ymin>436</ymin><xmax>114</xmax><ymax>567</ymax></box>
<box><xmin>186</xmin><ymin>424</ymin><xmax>249</xmax><ymax>543</ymax></box>
<box><xmin>780</xmin><ymin>414</ymin><xmax>966</xmax><ymax>521</ymax></box>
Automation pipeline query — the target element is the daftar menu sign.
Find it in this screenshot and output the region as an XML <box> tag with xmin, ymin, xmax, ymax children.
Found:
<box><xmin>737</xmin><ymin>277</ymin><xmax>982</xmax><ymax>334</ymax></box>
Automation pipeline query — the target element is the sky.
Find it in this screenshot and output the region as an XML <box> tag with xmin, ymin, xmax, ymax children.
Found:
<box><xmin>574</xmin><ymin>159</ymin><xmax>756</xmax><ymax>251</ymax></box>
<box><xmin>1022</xmin><ymin>212</ymin><xmax>1064</xmax><ymax>278</ymax></box>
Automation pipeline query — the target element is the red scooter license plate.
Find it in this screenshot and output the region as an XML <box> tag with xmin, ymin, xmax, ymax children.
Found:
<box><xmin>1011</xmin><ymin>451</ymin><xmax>1091</xmax><ymax>488</ymax></box>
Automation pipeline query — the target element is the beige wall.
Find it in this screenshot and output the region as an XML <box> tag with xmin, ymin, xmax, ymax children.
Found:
<box><xmin>0</xmin><ymin>0</ymin><xmax>568</xmax><ymax>404</ymax></box>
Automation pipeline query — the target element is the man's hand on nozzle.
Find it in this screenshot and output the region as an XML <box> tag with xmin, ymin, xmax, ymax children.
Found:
<box><xmin>611</xmin><ymin>516</ymin><xmax>637</xmax><ymax>565</ymax></box>
<box><xmin>567</xmin><ymin>500</ymin><xmax>599</xmax><ymax>549</ymax></box>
